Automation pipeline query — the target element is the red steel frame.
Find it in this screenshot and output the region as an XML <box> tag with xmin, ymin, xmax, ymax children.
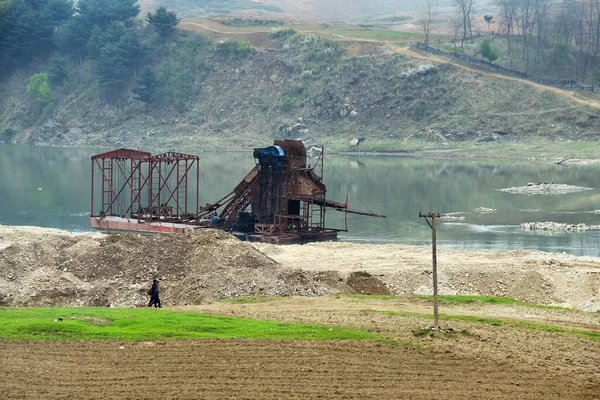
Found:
<box><xmin>91</xmin><ymin>148</ymin><xmax>199</xmax><ymax>222</ymax></box>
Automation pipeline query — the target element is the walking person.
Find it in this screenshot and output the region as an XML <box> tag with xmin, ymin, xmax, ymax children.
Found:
<box><xmin>147</xmin><ymin>279</ymin><xmax>161</xmax><ymax>308</ymax></box>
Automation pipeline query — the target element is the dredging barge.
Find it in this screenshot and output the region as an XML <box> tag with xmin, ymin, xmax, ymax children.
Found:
<box><xmin>90</xmin><ymin>140</ymin><xmax>384</xmax><ymax>243</ymax></box>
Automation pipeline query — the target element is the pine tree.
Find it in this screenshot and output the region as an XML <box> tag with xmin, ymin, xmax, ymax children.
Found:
<box><xmin>0</xmin><ymin>0</ymin><xmax>73</xmax><ymax>71</ymax></box>
<box><xmin>145</xmin><ymin>6</ymin><xmax>180</xmax><ymax>37</ymax></box>
<box><xmin>76</xmin><ymin>0</ymin><xmax>139</xmax><ymax>28</ymax></box>
<box><xmin>54</xmin><ymin>16</ymin><xmax>91</xmax><ymax>63</ymax></box>
<box><xmin>132</xmin><ymin>67</ymin><xmax>157</xmax><ymax>103</ymax></box>
<box><xmin>87</xmin><ymin>22</ymin><xmax>125</xmax><ymax>60</ymax></box>
<box><xmin>0</xmin><ymin>0</ymin><xmax>38</xmax><ymax>68</ymax></box>
<box><xmin>94</xmin><ymin>43</ymin><xmax>126</xmax><ymax>91</ymax></box>
<box><xmin>48</xmin><ymin>56</ymin><xmax>68</xmax><ymax>86</ymax></box>
<box><xmin>41</xmin><ymin>0</ymin><xmax>74</xmax><ymax>26</ymax></box>
<box><xmin>117</xmin><ymin>29</ymin><xmax>147</xmax><ymax>77</ymax></box>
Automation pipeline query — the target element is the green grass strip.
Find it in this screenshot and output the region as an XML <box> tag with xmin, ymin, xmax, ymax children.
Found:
<box><xmin>344</xmin><ymin>294</ymin><xmax>572</xmax><ymax>311</ymax></box>
<box><xmin>410</xmin><ymin>295</ymin><xmax>571</xmax><ymax>311</ymax></box>
<box><xmin>0</xmin><ymin>307</ymin><xmax>380</xmax><ymax>341</ymax></box>
<box><xmin>327</xmin><ymin>29</ymin><xmax>444</xmax><ymax>42</ymax></box>
<box><xmin>219</xmin><ymin>295</ymin><xmax>284</xmax><ymax>304</ymax></box>
<box><xmin>343</xmin><ymin>294</ymin><xmax>400</xmax><ymax>300</ymax></box>
<box><xmin>369</xmin><ymin>310</ymin><xmax>600</xmax><ymax>340</ymax></box>
<box><xmin>372</xmin><ymin>309</ymin><xmax>503</xmax><ymax>326</ymax></box>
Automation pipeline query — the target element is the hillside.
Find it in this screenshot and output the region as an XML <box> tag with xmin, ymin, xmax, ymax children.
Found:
<box><xmin>2</xmin><ymin>19</ymin><xmax>600</xmax><ymax>154</ymax></box>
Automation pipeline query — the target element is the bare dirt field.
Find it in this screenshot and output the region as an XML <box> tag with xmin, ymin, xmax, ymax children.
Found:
<box><xmin>1</xmin><ymin>334</ymin><xmax>598</xmax><ymax>400</ymax></box>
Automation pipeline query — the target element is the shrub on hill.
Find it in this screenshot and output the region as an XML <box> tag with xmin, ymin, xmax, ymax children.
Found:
<box><xmin>268</xmin><ymin>27</ymin><xmax>297</xmax><ymax>40</ymax></box>
<box><xmin>27</xmin><ymin>73</ymin><xmax>54</xmax><ymax>103</ymax></box>
<box><xmin>480</xmin><ymin>39</ymin><xmax>498</xmax><ymax>63</ymax></box>
<box><xmin>217</xmin><ymin>39</ymin><xmax>252</xmax><ymax>57</ymax></box>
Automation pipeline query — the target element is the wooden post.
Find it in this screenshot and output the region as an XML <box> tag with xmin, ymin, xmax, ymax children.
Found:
<box><xmin>419</xmin><ymin>212</ymin><xmax>440</xmax><ymax>330</ymax></box>
<box><xmin>431</xmin><ymin>212</ymin><xmax>439</xmax><ymax>329</ymax></box>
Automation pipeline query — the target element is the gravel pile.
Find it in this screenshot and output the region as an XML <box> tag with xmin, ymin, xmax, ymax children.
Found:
<box><xmin>0</xmin><ymin>226</ymin><xmax>395</xmax><ymax>307</ymax></box>
<box><xmin>520</xmin><ymin>222</ymin><xmax>600</xmax><ymax>232</ymax></box>
<box><xmin>439</xmin><ymin>215</ymin><xmax>466</xmax><ymax>222</ymax></box>
<box><xmin>0</xmin><ymin>227</ymin><xmax>344</xmax><ymax>307</ymax></box>
<box><xmin>473</xmin><ymin>207</ymin><xmax>497</xmax><ymax>214</ymax></box>
<box><xmin>497</xmin><ymin>183</ymin><xmax>593</xmax><ymax>195</ymax></box>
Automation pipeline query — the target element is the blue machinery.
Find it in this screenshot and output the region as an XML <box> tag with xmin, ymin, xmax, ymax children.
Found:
<box><xmin>253</xmin><ymin>145</ymin><xmax>285</xmax><ymax>167</ymax></box>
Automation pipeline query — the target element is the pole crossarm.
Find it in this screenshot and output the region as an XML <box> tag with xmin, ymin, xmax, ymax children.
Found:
<box><xmin>419</xmin><ymin>212</ymin><xmax>440</xmax><ymax>230</ymax></box>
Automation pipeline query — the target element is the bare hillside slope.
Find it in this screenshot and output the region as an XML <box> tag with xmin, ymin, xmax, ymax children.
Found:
<box><xmin>1</xmin><ymin>29</ymin><xmax>599</xmax><ymax>151</ymax></box>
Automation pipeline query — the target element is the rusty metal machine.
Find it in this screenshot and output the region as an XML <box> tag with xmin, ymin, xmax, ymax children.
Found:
<box><xmin>194</xmin><ymin>140</ymin><xmax>384</xmax><ymax>242</ymax></box>
<box><xmin>90</xmin><ymin>140</ymin><xmax>383</xmax><ymax>241</ymax></box>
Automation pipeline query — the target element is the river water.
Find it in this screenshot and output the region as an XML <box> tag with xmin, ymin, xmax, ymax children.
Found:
<box><xmin>2</xmin><ymin>144</ymin><xmax>600</xmax><ymax>256</ymax></box>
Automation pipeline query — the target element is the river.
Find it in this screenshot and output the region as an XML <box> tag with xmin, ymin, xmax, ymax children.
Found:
<box><xmin>1</xmin><ymin>144</ymin><xmax>600</xmax><ymax>256</ymax></box>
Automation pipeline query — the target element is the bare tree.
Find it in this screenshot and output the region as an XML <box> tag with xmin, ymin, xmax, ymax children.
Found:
<box><xmin>454</xmin><ymin>0</ymin><xmax>476</xmax><ymax>47</ymax></box>
<box><xmin>487</xmin><ymin>0</ymin><xmax>600</xmax><ymax>84</ymax></box>
<box><xmin>415</xmin><ymin>0</ymin><xmax>439</xmax><ymax>47</ymax></box>
<box><xmin>572</xmin><ymin>0</ymin><xmax>600</xmax><ymax>82</ymax></box>
<box><xmin>497</xmin><ymin>0</ymin><xmax>516</xmax><ymax>67</ymax></box>
<box><xmin>532</xmin><ymin>0</ymin><xmax>550</xmax><ymax>67</ymax></box>
<box><xmin>515</xmin><ymin>0</ymin><xmax>534</xmax><ymax>71</ymax></box>
<box><xmin>449</xmin><ymin>11</ymin><xmax>464</xmax><ymax>51</ymax></box>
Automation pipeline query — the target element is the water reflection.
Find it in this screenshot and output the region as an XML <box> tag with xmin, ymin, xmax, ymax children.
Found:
<box><xmin>1</xmin><ymin>144</ymin><xmax>600</xmax><ymax>256</ymax></box>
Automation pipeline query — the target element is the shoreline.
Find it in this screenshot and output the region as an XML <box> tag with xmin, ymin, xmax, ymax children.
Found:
<box><xmin>4</xmin><ymin>139</ymin><xmax>600</xmax><ymax>164</ymax></box>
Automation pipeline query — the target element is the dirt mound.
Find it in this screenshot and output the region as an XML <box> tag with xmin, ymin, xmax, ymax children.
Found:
<box><xmin>3</xmin><ymin>226</ymin><xmax>600</xmax><ymax>310</ymax></box>
<box><xmin>346</xmin><ymin>271</ymin><xmax>390</xmax><ymax>295</ymax></box>
<box><xmin>0</xmin><ymin>227</ymin><xmax>341</xmax><ymax>307</ymax></box>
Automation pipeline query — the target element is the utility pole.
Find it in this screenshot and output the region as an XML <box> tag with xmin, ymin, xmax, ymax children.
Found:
<box><xmin>419</xmin><ymin>212</ymin><xmax>440</xmax><ymax>330</ymax></box>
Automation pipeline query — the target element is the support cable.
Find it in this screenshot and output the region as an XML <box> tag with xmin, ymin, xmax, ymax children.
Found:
<box><xmin>324</xmin><ymin>155</ymin><xmax>376</xmax><ymax>215</ymax></box>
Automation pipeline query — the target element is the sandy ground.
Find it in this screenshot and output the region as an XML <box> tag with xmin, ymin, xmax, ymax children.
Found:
<box><xmin>253</xmin><ymin>242</ymin><xmax>600</xmax><ymax>312</ymax></box>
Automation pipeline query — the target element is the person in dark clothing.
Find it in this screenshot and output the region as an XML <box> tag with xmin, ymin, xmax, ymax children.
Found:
<box><xmin>147</xmin><ymin>279</ymin><xmax>161</xmax><ymax>308</ymax></box>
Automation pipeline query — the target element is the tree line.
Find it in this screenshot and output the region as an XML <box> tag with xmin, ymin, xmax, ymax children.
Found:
<box><xmin>415</xmin><ymin>0</ymin><xmax>600</xmax><ymax>83</ymax></box>
<box><xmin>0</xmin><ymin>0</ymin><xmax>180</xmax><ymax>102</ymax></box>
<box><xmin>495</xmin><ymin>0</ymin><xmax>600</xmax><ymax>82</ymax></box>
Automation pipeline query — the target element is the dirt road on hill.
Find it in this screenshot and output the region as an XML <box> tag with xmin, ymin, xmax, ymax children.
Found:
<box><xmin>385</xmin><ymin>44</ymin><xmax>600</xmax><ymax>110</ymax></box>
<box><xmin>180</xmin><ymin>19</ymin><xmax>600</xmax><ymax>111</ymax></box>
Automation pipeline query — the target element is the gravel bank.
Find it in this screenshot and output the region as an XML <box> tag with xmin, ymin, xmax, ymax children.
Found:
<box><xmin>497</xmin><ymin>183</ymin><xmax>594</xmax><ymax>195</ymax></box>
<box><xmin>1</xmin><ymin>225</ymin><xmax>599</xmax><ymax>311</ymax></box>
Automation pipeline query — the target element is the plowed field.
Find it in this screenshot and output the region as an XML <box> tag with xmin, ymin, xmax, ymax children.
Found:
<box><xmin>1</xmin><ymin>338</ymin><xmax>597</xmax><ymax>400</ymax></box>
